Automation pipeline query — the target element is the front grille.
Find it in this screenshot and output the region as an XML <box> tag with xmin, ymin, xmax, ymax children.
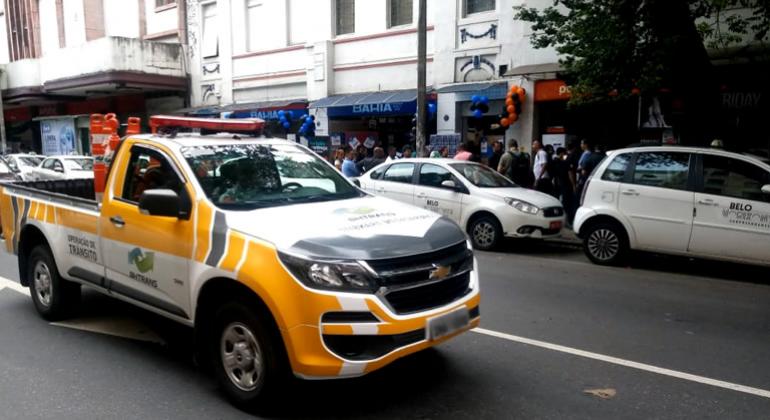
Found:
<box><xmin>543</xmin><ymin>207</ymin><xmax>564</xmax><ymax>218</ymax></box>
<box><xmin>384</xmin><ymin>272</ymin><xmax>472</xmax><ymax>314</ymax></box>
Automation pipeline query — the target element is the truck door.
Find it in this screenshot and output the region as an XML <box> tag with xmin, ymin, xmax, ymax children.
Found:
<box><xmin>100</xmin><ymin>144</ymin><xmax>194</xmax><ymax>320</ymax></box>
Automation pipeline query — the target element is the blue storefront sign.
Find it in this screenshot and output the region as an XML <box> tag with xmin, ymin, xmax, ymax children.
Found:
<box><xmin>228</xmin><ymin>109</ymin><xmax>307</xmax><ymax>120</ymax></box>
<box><xmin>327</xmin><ymin>101</ymin><xmax>418</xmax><ymax>118</ymax></box>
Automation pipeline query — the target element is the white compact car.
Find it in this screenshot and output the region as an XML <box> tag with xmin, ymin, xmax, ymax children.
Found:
<box><xmin>4</xmin><ymin>154</ymin><xmax>44</xmax><ymax>181</ymax></box>
<box><xmin>30</xmin><ymin>155</ymin><xmax>94</xmax><ymax>181</ymax></box>
<box><xmin>359</xmin><ymin>158</ymin><xmax>565</xmax><ymax>250</ymax></box>
<box><xmin>575</xmin><ymin>146</ymin><xmax>770</xmax><ymax>266</ymax></box>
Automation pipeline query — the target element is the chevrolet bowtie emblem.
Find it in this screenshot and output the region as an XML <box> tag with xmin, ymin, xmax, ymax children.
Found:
<box><xmin>429</xmin><ymin>264</ymin><xmax>452</xmax><ymax>281</ymax></box>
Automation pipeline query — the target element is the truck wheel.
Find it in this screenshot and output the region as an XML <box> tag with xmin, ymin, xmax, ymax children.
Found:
<box><xmin>469</xmin><ymin>215</ymin><xmax>502</xmax><ymax>251</ymax></box>
<box><xmin>211</xmin><ymin>301</ymin><xmax>287</xmax><ymax>410</ymax></box>
<box><xmin>28</xmin><ymin>245</ymin><xmax>80</xmax><ymax>321</ymax></box>
<box><xmin>583</xmin><ymin>222</ymin><xmax>628</xmax><ymax>266</ymax></box>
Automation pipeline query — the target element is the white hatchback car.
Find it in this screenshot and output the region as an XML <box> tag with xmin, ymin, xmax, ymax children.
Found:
<box><xmin>359</xmin><ymin>158</ymin><xmax>565</xmax><ymax>250</ymax></box>
<box><xmin>31</xmin><ymin>155</ymin><xmax>94</xmax><ymax>181</ymax></box>
<box><xmin>4</xmin><ymin>154</ymin><xmax>44</xmax><ymax>181</ymax></box>
<box><xmin>575</xmin><ymin>146</ymin><xmax>770</xmax><ymax>266</ymax></box>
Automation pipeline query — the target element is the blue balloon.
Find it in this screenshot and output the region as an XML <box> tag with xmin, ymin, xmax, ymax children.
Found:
<box><xmin>278</xmin><ymin>110</ymin><xmax>286</xmax><ymax>117</ymax></box>
<box><xmin>471</xmin><ymin>95</ymin><xmax>480</xmax><ymax>104</ymax></box>
<box><xmin>283</xmin><ymin>122</ymin><xmax>290</xmax><ymax>129</ymax></box>
<box><xmin>473</xmin><ymin>109</ymin><xmax>483</xmax><ymax>118</ymax></box>
<box><xmin>480</xmin><ymin>96</ymin><xmax>489</xmax><ymax>105</ymax></box>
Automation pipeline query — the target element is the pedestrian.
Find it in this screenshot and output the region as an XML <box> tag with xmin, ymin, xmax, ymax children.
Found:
<box><xmin>532</xmin><ymin>140</ymin><xmax>553</xmax><ymax>195</ymax></box>
<box><xmin>454</xmin><ymin>142</ymin><xmax>473</xmax><ymax>161</ymax></box>
<box><xmin>564</xmin><ymin>140</ymin><xmax>581</xmax><ymax>223</ymax></box>
<box><xmin>552</xmin><ymin>147</ymin><xmax>572</xmax><ymax>203</ymax></box>
<box><xmin>489</xmin><ymin>140</ymin><xmax>503</xmax><ymax>170</ymax></box>
<box><xmin>498</xmin><ymin>139</ymin><xmax>532</xmax><ymax>187</ymax></box>
<box><xmin>357</xmin><ymin>147</ymin><xmax>386</xmax><ymax>174</ymax></box>
<box><xmin>402</xmin><ymin>146</ymin><xmax>414</xmax><ymax>159</ymax></box>
<box><xmin>386</xmin><ymin>146</ymin><xmax>398</xmax><ymax>161</ymax></box>
<box><xmin>341</xmin><ymin>149</ymin><xmax>360</xmax><ymax>178</ymax></box>
<box><xmin>439</xmin><ymin>146</ymin><xmax>449</xmax><ymax>158</ymax></box>
<box><xmin>576</xmin><ymin>139</ymin><xmax>594</xmax><ymax>197</ymax></box>
<box><xmin>333</xmin><ymin>148</ymin><xmax>345</xmax><ymax>171</ymax></box>
<box><xmin>355</xmin><ymin>145</ymin><xmax>367</xmax><ymax>162</ymax></box>
<box><xmin>430</xmin><ymin>150</ymin><xmax>441</xmax><ymax>158</ymax></box>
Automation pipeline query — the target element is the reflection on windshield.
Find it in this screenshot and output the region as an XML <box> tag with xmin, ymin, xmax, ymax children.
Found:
<box><xmin>64</xmin><ymin>158</ymin><xmax>94</xmax><ymax>171</ymax></box>
<box><xmin>450</xmin><ymin>163</ymin><xmax>517</xmax><ymax>188</ymax></box>
<box><xmin>182</xmin><ymin>143</ymin><xmax>360</xmax><ymax>210</ymax></box>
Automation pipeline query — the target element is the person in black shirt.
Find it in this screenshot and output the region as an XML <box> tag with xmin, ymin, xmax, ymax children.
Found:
<box><xmin>489</xmin><ymin>140</ymin><xmax>503</xmax><ymax>170</ymax></box>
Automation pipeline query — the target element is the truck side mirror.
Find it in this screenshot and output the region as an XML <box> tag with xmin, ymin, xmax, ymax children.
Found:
<box><xmin>139</xmin><ymin>189</ymin><xmax>182</xmax><ymax>218</ymax></box>
<box><xmin>762</xmin><ymin>184</ymin><xmax>770</xmax><ymax>195</ymax></box>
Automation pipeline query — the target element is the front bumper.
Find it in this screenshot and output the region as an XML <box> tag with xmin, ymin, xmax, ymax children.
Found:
<box><xmin>502</xmin><ymin>212</ymin><xmax>566</xmax><ymax>239</ymax></box>
<box><xmin>281</xmin><ymin>265</ymin><xmax>481</xmax><ymax>379</ymax></box>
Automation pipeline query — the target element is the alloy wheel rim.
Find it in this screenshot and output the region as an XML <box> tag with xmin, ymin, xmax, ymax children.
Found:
<box><xmin>33</xmin><ymin>261</ymin><xmax>53</xmax><ymax>307</ymax></box>
<box><xmin>587</xmin><ymin>228</ymin><xmax>620</xmax><ymax>261</ymax></box>
<box><xmin>473</xmin><ymin>221</ymin><xmax>496</xmax><ymax>248</ymax></box>
<box><xmin>220</xmin><ymin>322</ymin><xmax>264</xmax><ymax>392</ymax></box>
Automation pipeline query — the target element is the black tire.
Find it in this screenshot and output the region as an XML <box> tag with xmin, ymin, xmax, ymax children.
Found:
<box><xmin>583</xmin><ymin>222</ymin><xmax>628</xmax><ymax>266</ymax></box>
<box><xmin>469</xmin><ymin>215</ymin><xmax>503</xmax><ymax>251</ymax></box>
<box><xmin>27</xmin><ymin>245</ymin><xmax>80</xmax><ymax>321</ymax></box>
<box><xmin>210</xmin><ymin>301</ymin><xmax>288</xmax><ymax>411</ymax></box>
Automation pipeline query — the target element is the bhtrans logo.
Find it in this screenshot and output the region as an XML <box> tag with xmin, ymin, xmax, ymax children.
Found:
<box><xmin>128</xmin><ymin>248</ymin><xmax>159</xmax><ymax>288</ymax></box>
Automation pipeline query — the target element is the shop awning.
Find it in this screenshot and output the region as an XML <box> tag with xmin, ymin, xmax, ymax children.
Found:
<box><xmin>436</xmin><ymin>82</ymin><xmax>509</xmax><ymax>101</ymax></box>
<box><xmin>311</xmin><ymin>89</ymin><xmax>428</xmax><ymax>118</ymax></box>
<box><xmin>222</xmin><ymin>99</ymin><xmax>307</xmax><ymax>120</ymax></box>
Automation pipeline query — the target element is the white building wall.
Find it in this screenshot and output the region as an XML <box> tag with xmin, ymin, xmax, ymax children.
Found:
<box><xmin>39</xmin><ymin>0</ymin><xmax>60</xmax><ymax>56</ymax></box>
<box><xmin>104</xmin><ymin>0</ymin><xmax>140</xmax><ymax>38</ymax></box>
<box><xmin>63</xmin><ymin>0</ymin><xmax>87</xmax><ymax>47</ymax></box>
<box><xmin>145</xmin><ymin>0</ymin><xmax>179</xmax><ymax>36</ymax></box>
<box><xmin>0</xmin><ymin>5</ymin><xmax>10</xmax><ymax>64</ymax></box>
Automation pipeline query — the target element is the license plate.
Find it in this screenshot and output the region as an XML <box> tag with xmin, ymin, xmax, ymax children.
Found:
<box><xmin>550</xmin><ymin>221</ymin><xmax>563</xmax><ymax>230</ymax></box>
<box><xmin>426</xmin><ymin>307</ymin><xmax>470</xmax><ymax>341</ymax></box>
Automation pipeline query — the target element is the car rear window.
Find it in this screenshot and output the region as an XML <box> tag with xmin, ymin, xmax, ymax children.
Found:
<box><xmin>631</xmin><ymin>152</ymin><xmax>691</xmax><ymax>190</ymax></box>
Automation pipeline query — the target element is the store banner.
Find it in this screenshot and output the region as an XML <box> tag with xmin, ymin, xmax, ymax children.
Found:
<box><xmin>327</xmin><ymin>101</ymin><xmax>417</xmax><ymax>118</ymax></box>
<box><xmin>40</xmin><ymin>118</ymin><xmax>76</xmax><ymax>156</ymax></box>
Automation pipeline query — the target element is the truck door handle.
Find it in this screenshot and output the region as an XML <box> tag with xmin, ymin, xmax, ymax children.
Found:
<box><xmin>621</xmin><ymin>189</ymin><xmax>639</xmax><ymax>196</ymax></box>
<box><xmin>109</xmin><ymin>216</ymin><xmax>125</xmax><ymax>228</ymax></box>
<box><xmin>697</xmin><ymin>199</ymin><xmax>718</xmax><ymax>207</ymax></box>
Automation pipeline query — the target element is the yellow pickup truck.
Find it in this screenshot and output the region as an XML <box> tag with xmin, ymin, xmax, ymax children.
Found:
<box><xmin>0</xmin><ymin>116</ymin><xmax>480</xmax><ymax>408</ymax></box>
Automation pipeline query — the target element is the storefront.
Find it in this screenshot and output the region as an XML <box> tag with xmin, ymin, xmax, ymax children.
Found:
<box><xmin>310</xmin><ymin>89</ymin><xmax>436</xmax><ymax>158</ymax></box>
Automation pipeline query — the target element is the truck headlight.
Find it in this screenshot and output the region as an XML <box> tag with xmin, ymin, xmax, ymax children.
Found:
<box><xmin>504</xmin><ymin>198</ymin><xmax>540</xmax><ymax>215</ymax></box>
<box><xmin>278</xmin><ymin>253</ymin><xmax>378</xmax><ymax>293</ymax></box>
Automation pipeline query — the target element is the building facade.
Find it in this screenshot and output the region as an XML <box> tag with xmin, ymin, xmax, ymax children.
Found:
<box><xmin>0</xmin><ymin>0</ymin><xmax>189</xmax><ymax>154</ymax></box>
<box><xmin>184</xmin><ymin>0</ymin><xmax>562</xmax><ymax>157</ymax></box>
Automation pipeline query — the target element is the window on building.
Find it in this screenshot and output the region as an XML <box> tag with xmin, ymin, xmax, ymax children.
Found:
<box><xmin>335</xmin><ymin>0</ymin><xmax>355</xmax><ymax>36</ymax></box>
<box><xmin>463</xmin><ymin>0</ymin><xmax>495</xmax><ymax>17</ymax></box>
<box><xmin>156</xmin><ymin>0</ymin><xmax>175</xmax><ymax>8</ymax></box>
<box><xmin>201</xmin><ymin>3</ymin><xmax>218</xmax><ymax>58</ymax></box>
<box><xmin>246</xmin><ymin>0</ymin><xmax>262</xmax><ymax>51</ymax></box>
<box><xmin>388</xmin><ymin>0</ymin><xmax>413</xmax><ymax>27</ymax></box>
<box><xmin>631</xmin><ymin>152</ymin><xmax>691</xmax><ymax>191</ymax></box>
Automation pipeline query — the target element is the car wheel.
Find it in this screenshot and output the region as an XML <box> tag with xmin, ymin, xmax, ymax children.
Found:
<box><xmin>28</xmin><ymin>245</ymin><xmax>80</xmax><ymax>321</ymax></box>
<box><xmin>469</xmin><ymin>215</ymin><xmax>502</xmax><ymax>251</ymax></box>
<box><xmin>583</xmin><ymin>222</ymin><xmax>628</xmax><ymax>265</ymax></box>
<box><xmin>211</xmin><ymin>301</ymin><xmax>287</xmax><ymax>410</ymax></box>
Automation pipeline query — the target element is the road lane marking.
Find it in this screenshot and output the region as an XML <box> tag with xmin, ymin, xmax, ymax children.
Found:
<box><xmin>473</xmin><ymin>327</ymin><xmax>770</xmax><ymax>400</ymax></box>
<box><xmin>0</xmin><ymin>275</ymin><xmax>29</xmax><ymax>296</ymax></box>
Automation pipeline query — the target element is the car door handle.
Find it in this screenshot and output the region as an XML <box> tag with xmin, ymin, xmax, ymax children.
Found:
<box><xmin>417</xmin><ymin>192</ymin><xmax>427</xmax><ymax>198</ymax></box>
<box><xmin>621</xmin><ymin>189</ymin><xmax>640</xmax><ymax>196</ymax></box>
<box><xmin>109</xmin><ymin>216</ymin><xmax>125</xmax><ymax>228</ymax></box>
<box><xmin>697</xmin><ymin>199</ymin><xmax>718</xmax><ymax>207</ymax></box>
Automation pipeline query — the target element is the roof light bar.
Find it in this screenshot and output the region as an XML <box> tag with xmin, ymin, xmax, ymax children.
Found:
<box><xmin>149</xmin><ymin>115</ymin><xmax>265</xmax><ymax>135</ymax></box>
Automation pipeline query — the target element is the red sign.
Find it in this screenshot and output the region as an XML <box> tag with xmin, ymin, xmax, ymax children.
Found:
<box><xmin>3</xmin><ymin>107</ymin><xmax>32</xmax><ymax>122</ymax></box>
<box><xmin>535</xmin><ymin>80</ymin><xmax>571</xmax><ymax>102</ymax></box>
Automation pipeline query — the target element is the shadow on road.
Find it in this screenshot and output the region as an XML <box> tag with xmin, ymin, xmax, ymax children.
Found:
<box><xmin>621</xmin><ymin>251</ymin><xmax>770</xmax><ymax>286</ymax></box>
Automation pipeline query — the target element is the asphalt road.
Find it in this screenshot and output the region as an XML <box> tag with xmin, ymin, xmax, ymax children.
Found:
<box><xmin>1</xmin><ymin>241</ymin><xmax>770</xmax><ymax>419</ymax></box>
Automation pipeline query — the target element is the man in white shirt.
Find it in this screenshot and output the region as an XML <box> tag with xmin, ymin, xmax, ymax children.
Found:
<box><xmin>532</xmin><ymin>140</ymin><xmax>553</xmax><ymax>195</ymax></box>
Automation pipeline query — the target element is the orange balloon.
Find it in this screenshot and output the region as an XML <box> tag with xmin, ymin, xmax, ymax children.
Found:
<box><xmin>500</xmin><ymin>118</ymin><xmax>510</xmax><ymax>127</ymax></box>
<box><xmin>507</xmin><ymin>105</ymin><xmax>515</xmax><ymax>114</ymax></box>
<box><xmin>519</xmin><ymin>87</ymin><xmax>527</xmax><ymax>96</ymax></box>
<box><xmin>505</xmin><ymin>98</ymin><xmax>514</xmax><ymax>106</ymax></box>
<box><xmin>510</xmin><ymin>85</ymin><xmax>518</xmax><ymax>93</ymax></box>
<box><xmin>509</xmin><ymin>114</ymin><xmax>518</xmax><ymax>122</ymax></box>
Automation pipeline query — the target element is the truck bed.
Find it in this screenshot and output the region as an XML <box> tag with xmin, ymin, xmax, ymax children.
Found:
<box><xmin>0</xmin><ymin>179</ymin><xmax>98</xmax><ymax>211</ymax></box>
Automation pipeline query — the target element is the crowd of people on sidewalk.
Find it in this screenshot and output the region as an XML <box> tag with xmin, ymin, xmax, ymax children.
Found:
<box><xmin>326</xmin><ymin>136</ymin><xmax>606</xmax><ymax>225</ymax></box>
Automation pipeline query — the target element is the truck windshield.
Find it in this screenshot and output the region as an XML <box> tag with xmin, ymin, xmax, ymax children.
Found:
<box><xmin>182</xmin><ymin>143</ymin><xmax>361</xmax><ymax>210</ymax></box>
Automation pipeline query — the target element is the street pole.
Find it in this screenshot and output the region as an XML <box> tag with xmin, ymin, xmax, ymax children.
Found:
<box><xmin>416</xmin><ymin>0</ymin><xmax>427</xmax><ymax>157</ymax></box>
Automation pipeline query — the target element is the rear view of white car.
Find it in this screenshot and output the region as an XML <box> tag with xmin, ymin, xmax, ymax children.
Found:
<box><xmin>3</xmin><ymin>154</ymin><xmax>44</xmax><ymax>181</ymax></box>
<box><xmin>575</xmin><ymin>146</ymin><xmax>770</xmax><ymax>266</ymax></box>
<box><xmin>359</xmin><ymin>159</ymin><xmax>565</xmax><ymax>250</ymax></box>
<box><xmin>30</xmin><ymin>156</ymin><xmax>95</xmax><ymax>181</ymax></box>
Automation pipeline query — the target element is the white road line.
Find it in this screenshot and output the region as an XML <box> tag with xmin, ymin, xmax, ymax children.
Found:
<box><xmin>473</xmin><ymin>327</ymin><xmax>770</xmax><ymax>400</ymax></box>
<box><xmin>0</xmin><ymin>275</ymin><xmax>30</xmax><ymax>296</ymax></box>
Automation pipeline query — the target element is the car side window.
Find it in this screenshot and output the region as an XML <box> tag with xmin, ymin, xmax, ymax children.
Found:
<box><xmin>631</xmin><ymin>152</ymin><xmax>690</xmax><ymax>190</ymax></box>
<box><xmin>601</xmin><ymin>153</ymin><xmax>631</xmax><ymax>182</ymax></box>
<box><xmin>42</xmin><ymin>159</ymin><xmax>55</xmax><ymax>170</ymax></box>
<box><xmin>122</xmin><ymin>147</ymin><xmax>184</xmax><ymax>203</ymax></box>
<box><xmin>370</xmin><ymin>166</ymin><xmax>386</xmax><ymax>180</ymax></box>
<box><xmin>419</xmin><ymin>164</ymin><xmax>455</xmax><ymax>188</ymax></box>
<box><xmin>702</xmin><ymin>155</ymin><xmax>770</xmax><ymax>203</ymax></box>
<box><xmin>382</xmin><ymin>163</ymin><xmax>415</xmax><ymax>184</ymax></box>
<box><xmin>52</xmin><ymin>160</ymin><xmax>64</xmax><ymax>172</ymax></box>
